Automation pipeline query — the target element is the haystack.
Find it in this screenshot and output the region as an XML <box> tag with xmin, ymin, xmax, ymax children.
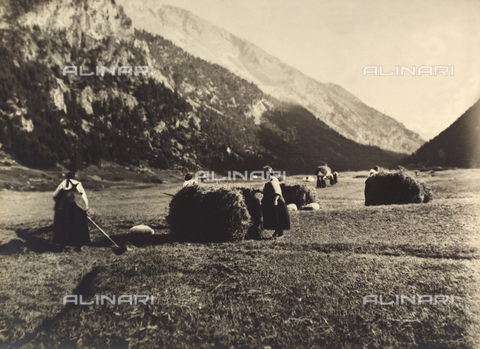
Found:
<box><xmin>280</xmin><ymin>183</ymin><xmax>316</xmax><ymax>207</ymax></box>
<box><xmin>236</xmin><ymin>188</ymin><xmax>263</xmax><ymax>239</ymax></box>
<box><xmin>315</xmin><ymin>165</ymin><xmax>332</xmax><ymax>177</ymax></box>
<box><xmin>365</xmin><ymin>169</ymin><xmax>433</xmax><ymax>206</ymax></box>
<box><xmin>166</xmin><ymin>184</ymin><xmax>253</xmax><ymax>242</ymax></box>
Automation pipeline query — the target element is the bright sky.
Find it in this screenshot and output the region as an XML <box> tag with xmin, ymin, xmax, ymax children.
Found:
<box><xmin>160</xmin><ymin>0</ymin><xmax>480</xmax><ymax>140</ymax></box>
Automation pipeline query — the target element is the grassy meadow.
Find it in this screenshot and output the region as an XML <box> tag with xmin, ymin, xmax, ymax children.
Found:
<box><xmin>0</xmin><ymin>167</ymin><xmax>479</xmax><ymax>348</ymax></box>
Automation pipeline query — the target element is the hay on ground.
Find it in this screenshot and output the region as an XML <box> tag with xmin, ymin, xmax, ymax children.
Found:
<box><xmin>166</xmin><ymin>184</ymin><xmax>253</xmax><ymax>242</ymax></box>
<box><xmin>287</xmin><ymin>203</ymin><xmax>298</xmax><ymax>211</ymax></box>
<box><xmin>280</xmin><ymin>183</ymin><xmax>316</xmax><ymax>207</ymax></box>
<box><xmin>302</xmin><ymin>203</ymin><xmax>320</xmax><ymax>211</ymax></box>
<box><xmin>129</xmin><ymin>225</ymin><xmax>154</xmax><ymax>234</ymax></box>
<box><xmin>365</xmin><ymin>169</ymin><xmax>433</xmax><ymax>206</ymax></box>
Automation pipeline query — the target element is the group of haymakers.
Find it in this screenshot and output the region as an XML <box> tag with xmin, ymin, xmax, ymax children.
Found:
<box><xmin>52</xmin><ymin>165</ymin><xmax>290</xmax><ymax>250</ymax></box>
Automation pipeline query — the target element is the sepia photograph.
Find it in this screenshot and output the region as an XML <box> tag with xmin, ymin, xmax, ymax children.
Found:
<box><xmin>0</xmin><ymin>0</ymin><xmax>479</xmax><ymax>347</ymax></box>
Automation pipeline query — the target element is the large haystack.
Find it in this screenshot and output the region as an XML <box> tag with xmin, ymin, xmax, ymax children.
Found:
<box><xmin>280</xmin><ymin>183</ymin><xmax>316</xmax><ymax>207</ymax></box>
<box><xmin>365</xmin><ymin>169</ymin><xmax>433</xmax><ymax>206</ymax></box>
<box><xmin>166</xmin><ymin>184</ymin><xmax>253</xmax><ymax>242</ymax></box>
<box><xmin>236</xmin><ymin>188</ymin><xmax>263</xmax><ymax>239</ymax></box>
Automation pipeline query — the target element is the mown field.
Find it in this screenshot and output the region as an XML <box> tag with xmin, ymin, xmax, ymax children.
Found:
<box><xmin>0</xmin><ymin>169</ymin><xmax>479</xmax><ymax>348</ymax></box>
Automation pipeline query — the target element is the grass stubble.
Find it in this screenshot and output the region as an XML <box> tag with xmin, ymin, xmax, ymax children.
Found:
<box><xmin>0</xmin><ymin>169</ymin><xmax>479</xmax><ymax>348</ymax></box>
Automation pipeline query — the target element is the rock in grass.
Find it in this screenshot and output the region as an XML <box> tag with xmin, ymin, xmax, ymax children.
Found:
<box><xmin>130</xmin><ymin>224</ymin><xmax>154</xmax><ymax>234</ymax></box>
<box><xmin>287</xmin><ymin>203</ymin><xmax>298</xmax><ymax>211</ymax></box>
<box><xmin>302</xmin><ymin>203</ymin><xmax>320</xmax><ymax>211</ymax></box>
<box><xmin>365</xmin><ymin>169</ymin><xmax>433</xmax><ymax>206</ymax></box>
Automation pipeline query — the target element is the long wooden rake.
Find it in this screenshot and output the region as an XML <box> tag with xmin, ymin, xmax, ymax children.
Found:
<box><xmin>87</xmin><ymin>216</ymin><xmax>121</xmax><ymax>248</ymax></box>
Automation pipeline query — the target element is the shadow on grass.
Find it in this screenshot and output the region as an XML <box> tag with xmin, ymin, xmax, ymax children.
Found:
<box><xmin>0</xmin><ymin>225</ymin><xmax>178</xmax><ymax>255</ymax></box>
<box><xmin>0</xmin><ymin>226</ymin><xmax>64</xmax><ymax>254</ymax></box>
<box><xmin>8</xmin><ymin>267</ymin><xmax>115</xmax><ymax>349</ymax></box>
<box><xmin>90</xmin><ymin>232</ymin><xmax>179</xmax><ymax>256</ymax></box>
<box><xmin>90</xmin><ymin>223</ymin><xmax>176</xmax><ymax>247</ymax></box>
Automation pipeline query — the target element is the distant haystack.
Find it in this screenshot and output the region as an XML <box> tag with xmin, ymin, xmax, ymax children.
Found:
<box><xmin>315</xmin><ymin>165</ymin><xmax>332</xmax><ymax>188</ymax></box>
<box><xmin>369</xmin><ymin>165</ymin><xmax>383</xmax><ymax>177</ymax></box>
<box><xmin>167</xmin><ymin>185</ymin><xmax>253</xmax><ymax>242</ymax></box>
<box><xmin>365</xmin><ymin>169</ymin><xmax>433</xmax><ymax>206</ymax></box>
<box><xmin>280</xmin><ymin>184</ymin><xmax>316</xmax><ymax>207</ymax></box>
<box><xmin>315</xmin><ymin>165</ymin><xmax>332</xmax><ymax>177</ymax></box>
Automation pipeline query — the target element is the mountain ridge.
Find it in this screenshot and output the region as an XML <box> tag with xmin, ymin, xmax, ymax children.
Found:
<box><xmin>403</xmin><ymin>99</ymin><xmax>480</xmax><ymax>168</ymax></box>
<box><xmin>116</xmin><ymin>1</ymin><xmax>424</xmax><ymax>154</ymax></box>
<box><xmin>0</xmin><ymin>0</ymin><xmax>403</xmax><ymax>174</ymax></box>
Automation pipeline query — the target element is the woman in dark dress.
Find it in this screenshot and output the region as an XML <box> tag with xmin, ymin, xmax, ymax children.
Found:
<box><xmin>261</xmin><ymin>166</ymin><xmax>290</xmax><ymax>238</ymax></box>
<box><xmin>53</xmin><ymin>172</ymin><xmax>90</xmax><ymax>249</ymax></box>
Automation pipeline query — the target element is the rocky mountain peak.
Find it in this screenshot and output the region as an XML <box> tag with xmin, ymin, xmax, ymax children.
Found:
<box><xmin>116</xmin><ymin>0</ymin><xmax>424</xmax><ymax>154</ymax></box>
<box><xmin>18</xmin><ymin>0</ymin><xmax>133</xmax><ymax>45</ymax></box>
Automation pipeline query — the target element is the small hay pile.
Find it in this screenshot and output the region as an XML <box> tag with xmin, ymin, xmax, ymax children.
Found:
<box><xmin>280</xmin><ymin>183</ymin><xmax>316</xmax><ymax>207</ymax></box>
<box><xmin>365</xmin><ymin>169</ymin><xmax>433</xmax><ymax>206</ymax></box>
<box><xmin>166</xmin><ymin>184</ymin><xmax>253</xmax><ymax>242</ymax></box>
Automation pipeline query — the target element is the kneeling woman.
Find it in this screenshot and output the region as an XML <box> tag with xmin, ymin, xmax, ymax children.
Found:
<box><xmin>53</xmin><ymin>171</ymin><xmax>90</xmax><ymax>249</ymax></box>
<box><xmin>261</xmin><ymin>166</ymin><xmax>290</xmax><ymax>238</ymax></box>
